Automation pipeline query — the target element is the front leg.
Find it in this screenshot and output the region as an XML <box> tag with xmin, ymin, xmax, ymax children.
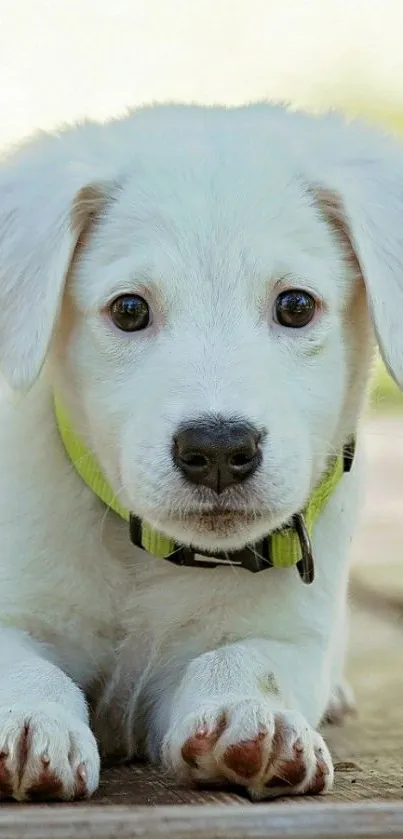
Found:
<box><xmin>159</xmin><ymin>640</ymin><xmax>333</xmax><ymax>799</ymax></box>
<box><xmin>0</xmin><ymin>628</ymin><xmax>100</xmax><ymax>801</ymax></box>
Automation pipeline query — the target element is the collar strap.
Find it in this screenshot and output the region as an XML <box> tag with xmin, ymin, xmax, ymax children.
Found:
<box><xmin>54</xmin><ymin>398</ymin><xmax>354</xmax><ymax>584</ymax></box>
<box><xmin>129</xmin><ymin>510</ymin><xmax>318</xmax><ymax>582</ymax></box>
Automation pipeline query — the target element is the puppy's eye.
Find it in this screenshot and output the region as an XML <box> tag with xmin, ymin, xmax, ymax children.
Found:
<box><xmin>274</xmin><ymin>289</ymin><xmax>316</xmax><ymax>329</ymax></box>
<box><xmin>109</xmin><ymin>295</ymin><xmax>151</xmax><ymax>332</ymax></box>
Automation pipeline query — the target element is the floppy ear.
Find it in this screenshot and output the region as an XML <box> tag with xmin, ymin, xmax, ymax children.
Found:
<box><xmin>310</xmin><ymin>127</ymin><xmax>403</xmax><ymax>389</ymax></box>
<box><xmin>0</xmin><ymin>141</ymin><xmax>108</xmax><ymax>390</ymax></box>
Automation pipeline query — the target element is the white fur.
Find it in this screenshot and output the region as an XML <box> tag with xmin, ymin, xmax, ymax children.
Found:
<box><xmin>0</xmin><ymin>103</ymin><xmax>401</xmax><ymax>800</ymax></box>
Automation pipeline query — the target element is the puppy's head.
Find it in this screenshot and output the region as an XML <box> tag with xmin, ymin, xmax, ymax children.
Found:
<box><xmin>0</xmin><ymin>106</ymin><xmax>401</xmax><ymax>551</ymax></box>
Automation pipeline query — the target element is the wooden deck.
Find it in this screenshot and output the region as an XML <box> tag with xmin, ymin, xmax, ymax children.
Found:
<box><xmin>0</xmin><ymin>415</ymin><xmax>402</xmax><ymax>837</ymax></box>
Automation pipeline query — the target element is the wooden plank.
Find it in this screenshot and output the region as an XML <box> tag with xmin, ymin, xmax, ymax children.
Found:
<box><xmin>0</xmin><ymin>801</ymin><xmax>403</xmax><ymax>839</ymax></box>
<box><xmin>95</xmin><ymin>763</ymin><xmax>247</xmax><ymax>806</ymax></box>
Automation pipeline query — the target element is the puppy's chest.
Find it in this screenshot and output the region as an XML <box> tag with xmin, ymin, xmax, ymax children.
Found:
<box><xmin>127</xmin><ymin>556</ymin><xmax>308</xmax><ymax>649</ymax></box>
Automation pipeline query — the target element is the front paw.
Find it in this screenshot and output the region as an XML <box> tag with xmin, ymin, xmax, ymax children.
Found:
<box><xmin>0</xmin><ymin>702</ymin><xmax>100</xmax><ymax>801</ymax></box>
<box><xmin>162</xmin><ymin>700</ymin><xmax>333</xmax><ymax>799</ymax></box>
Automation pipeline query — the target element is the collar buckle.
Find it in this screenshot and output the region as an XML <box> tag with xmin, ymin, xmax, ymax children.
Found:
<box><xmin>163</xmin><ymin>542</ymin><xmax>273</xmax><ymax>573</ymax></box>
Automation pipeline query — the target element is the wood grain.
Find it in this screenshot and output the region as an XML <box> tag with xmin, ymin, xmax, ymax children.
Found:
<box><xmin>0</xmin><ymin>801</ymin><xmax>403</xmax><ymax>839</ymax></box>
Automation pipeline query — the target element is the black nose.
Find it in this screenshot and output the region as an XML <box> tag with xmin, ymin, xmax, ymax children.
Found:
<box><xmin>172</xmin><ymin>417</ymin><xmax>262</xmax><ymax>493</ymax></box>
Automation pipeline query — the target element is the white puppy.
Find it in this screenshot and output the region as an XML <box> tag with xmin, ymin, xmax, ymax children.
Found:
<box><xmin>0</xmin><ymin>104</ymin><xmax>401</xmax><ymax>802</ymax></box>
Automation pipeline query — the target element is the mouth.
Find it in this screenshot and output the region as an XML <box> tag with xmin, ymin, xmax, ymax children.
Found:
<box><xmin>164</xmin><ymin>506</ymin><xmax>269</xmax><ymax>539</ymax></box>
<box><xmin>139</xmin><ymin>484</ymin><xmax>287</xmax><ymax>550</ymax></box>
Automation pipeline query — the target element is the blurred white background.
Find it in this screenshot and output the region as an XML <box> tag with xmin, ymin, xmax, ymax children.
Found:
<box><xmin>0</xmin><ymin>0</ymin><xmax>402</xmax><ymax>150</ymax></box>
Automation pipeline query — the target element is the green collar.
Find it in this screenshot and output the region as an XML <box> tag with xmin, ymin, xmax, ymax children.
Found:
<box><xmin>54</xmin><ymin>397</ymin><xmax>354</xmax><ymax>584</ymax></box>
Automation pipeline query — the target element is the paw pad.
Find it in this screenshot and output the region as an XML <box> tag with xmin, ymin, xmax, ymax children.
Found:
<box><xmin>181</xmin><ymin>717</ymin><xmax>226</xmax><ymax>768</ymax></box>
<box><xmin>266</xmin><ymin>741</ymin><xmax>307</xmax><ymax>788</ymax></box>
<box><xmin>223</xmin><ymin>732</ymin><xmax>266</xmax><ymax>779</ymax></box>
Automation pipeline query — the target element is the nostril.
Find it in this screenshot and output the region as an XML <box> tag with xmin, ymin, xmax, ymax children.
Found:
<box><xmin>229</xmin><ymin>446</ymin><xmax>261</xmax><ymax>478</ymax></box>
<box><xmin>228</xmin><ymin>435</ymin><xmax>260</xmax><ymax>469</ymax></box>
<box><xmin>180</xmin><ymin>451</ymin><xmax>210</xmax><ymax>470</ymax></box>
<box><xmin>229</xmin><ymin>451</ymin><xmax>255</xmax><ymax>468</ymax></box>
